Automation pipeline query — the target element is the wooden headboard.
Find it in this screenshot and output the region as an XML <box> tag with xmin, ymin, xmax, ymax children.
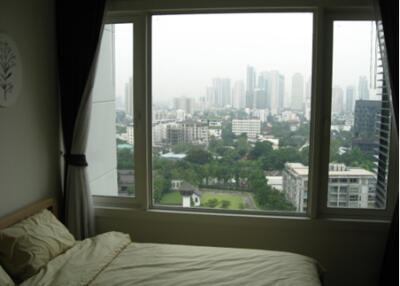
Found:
<box><xmin>0</xmin><ymin>198</ymin><xmax>57</xmax><ymax>230</ymax></box>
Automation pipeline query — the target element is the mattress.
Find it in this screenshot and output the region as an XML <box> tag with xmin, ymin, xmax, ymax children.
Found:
<box><xmin>21</xmin><ymin>232</ymin><xmax>322</xmax><ymax>286</ymax></box>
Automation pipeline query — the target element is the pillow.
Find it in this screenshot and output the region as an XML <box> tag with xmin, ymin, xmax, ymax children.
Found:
<box><xmin>0</xmin><ymin>265</ymin><xmax>14</xmax><ymax>286</ymax></box>
<box><xmin>0</xmin><ymin>209</ymin><xmax>75</xmax><ymax>283</ymax></box>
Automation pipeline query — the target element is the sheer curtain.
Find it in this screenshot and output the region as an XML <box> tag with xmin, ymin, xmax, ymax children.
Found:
<box><xmin>56</xmin><ymin>1</ymin><xmax>106</xmax><ymax>240</ymax></box>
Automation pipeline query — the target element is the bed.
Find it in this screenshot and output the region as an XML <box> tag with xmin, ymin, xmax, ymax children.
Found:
<box><xmin>0</xmin><ymin>198</ymin><xmax>323</xmax><ymax>286</ymax></box>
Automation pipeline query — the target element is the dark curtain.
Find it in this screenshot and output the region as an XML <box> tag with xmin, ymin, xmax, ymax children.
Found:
<box><xmin>56</xmin><ymin>1</ymin><xmax>105</xmax><ymax>219</ymax></box>
<box><xmin>377</xmin><ymin>0</ymin><xmax>399</xmax><ymax>285</ymax></box>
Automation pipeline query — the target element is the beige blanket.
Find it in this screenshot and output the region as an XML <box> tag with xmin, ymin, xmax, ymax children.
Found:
<box><xmin>20</xmin><ymin>232</ymin><xmax>131</xmax><ymax>286</ymax></box>
<box><xmin>92</xmin><ymin>243</ymin><xmax>321</xmax><ymax>286</ymax></box>
<box><xmin>22</xmin><ymin>232</ymin><xmax>322</xmax><ymax>286</ymax></box>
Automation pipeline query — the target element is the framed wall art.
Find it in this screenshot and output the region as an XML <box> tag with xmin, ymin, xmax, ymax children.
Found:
<box><xmin>0</xmin><ymin>33</ymin><xmax>21</xmax><ymax>107</ymax></box>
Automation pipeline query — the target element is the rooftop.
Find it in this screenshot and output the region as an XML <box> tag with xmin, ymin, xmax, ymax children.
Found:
<box><xmin>285</xmin><ymin>163</ymin><xmax>375</xmax><ymax>177</ymax></box>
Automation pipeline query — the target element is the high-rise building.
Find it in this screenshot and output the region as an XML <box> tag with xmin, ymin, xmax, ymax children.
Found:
<box><xmin>259</xmin><ymin>71</ymin><xmax>284</xmax><ymax>114</ymax></box>
<box><xmin>332</xmin><ymin>85</ymin><xmax>344</xmax><ymax>114</ymax></box>
<box><xmin>283</xmin><ymin>163</ymin><xmax>376</xmax><ymax>212</ymax></box>
<box><xmin>353</xmin><ymin>100</ymin><xmax>380</xmax><ymax>138</ymax></box>
<box><xmin>358</xmin><ymin>76</ymin><xmax>369</xmax><ymax>100</ymax></box>
<box><xmin>232</xmin><ymin>119</ymin><xmax>261</xmax><ymax>139</ymax></box>
<box><xmin>232</xmin><ymin>80</ymin><xmax>245</xmax><ymax>109</ymax></box>
<box><xmin>256</xmin><ymin>74</ymin><xmax>269</xmax><ymax>109</ymax></box>
<box><xmin>291</xmin><ymin>73</ymin><xmax>304</xmax><ymax>111</ymax></box>
<box><xmin>246</xmin><ymin>66</ymin><xmax>256</xmax><ymax>108</ymax></box>
<box><xmin>221</xmin><ymin>78</ymin><xmax>231</xmax><ymax>107</ymax></box>
<box><xmin>207</xmin><ymin>78</ymin><xmax>231</xmax><ymax>108</ymax></box>
<box><xmin>173</xmin><ymin>96</ymin><xmax>194</xmax><ymax>114</ymax></box>
<box><xmin>345</xmin><ymin>86</ymin><xmax>356</xmax><ymax>113</ymax></box>
<box><xmin>125</xmin><ymin>77</ymin><xmax>133</xmax><ymax>117</ymax></box>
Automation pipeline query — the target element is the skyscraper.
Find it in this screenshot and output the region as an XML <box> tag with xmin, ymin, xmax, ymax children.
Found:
<box><xmin>263</xmin><ymin>71</ymin><xmax>284</xmax><ymax>114</ymax></box>
<box><xmin>291</xmin><ymin>73</ymin><xmax>304</xmax><ymax>111</ymax></box>
<box><xmin>345</xmin><ymin>86</ymin><xmax>356</xmax><ymax>113</ymax></box>
<box><xmin>207</xmin><ymin>78</ymin><xmax>231</xmax><ymax>108</ymax></box>
<box><xmin>232</xmin><ymin>80</ymin><xmax>245</xmax><ymax>109</ymax></box>
<box><xmin>255</xmin><ymin>74</ymin><xmax>268</xmax><ymax>109</ymax></box>
<box><xmin>353</xmin><ymin>100</ymin><xmax>380</xmax><ymax>138</ymax></box>
<box><xmin>332</xmin><ymin>85</ymin><xmax>344</xmax><ymax>114</ymax></box>
<box><xmin>221</xmin><ymin>78</ymin><xmax>231</xmax><ymax>107</ymax></box>
<box><xmin>173</xmin><ymin>96</ymin><xmax>194</xmax><ymax>114</ymax></box>
<box><xmin>358</xmin><ymin>76</ymin><xmax>369</xmax><ymax>100</ymax></box>
<box><xmin>246</xmin><ymin>66</ymin><xmax>256</xmax><ymax>108</ymax></box>
<box><xmin>352</xmin><ymin>99</ymin><xmax>380</xmax><ymax>154</ymax></box>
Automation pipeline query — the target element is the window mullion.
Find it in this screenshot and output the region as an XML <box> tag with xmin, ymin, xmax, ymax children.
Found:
<box><xmin>134</xmin><ymin>14</ymin><xmax>149</xmax><ymax>209</ymax></box>
<box><xmin>308</xmin><ymin>8</ymin><xmax>333</xmax><ymax>219</ymax></box>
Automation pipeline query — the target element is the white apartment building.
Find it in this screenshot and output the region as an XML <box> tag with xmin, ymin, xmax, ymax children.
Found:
<box><xmin>283</xmin><ymin>163</ymin><xmax>376</xmax><ymax>212</ymax></box>
<box><xmin>232</xmin><ymin>119</ymin><xmax>261</xmax><ymax>139</ymax></box>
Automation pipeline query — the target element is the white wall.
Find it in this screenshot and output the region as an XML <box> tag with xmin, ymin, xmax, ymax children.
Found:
<box><xmin>0</xmin><ymin>0</ymin><xmax>60</xmax><ymax>217</ymax></box>
<box><xmin>87</xmin><ymin>26</ymin><xmax>119</xmax><ymax>196</ymax></box>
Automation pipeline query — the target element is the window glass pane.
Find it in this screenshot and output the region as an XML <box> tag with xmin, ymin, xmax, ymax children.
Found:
<box><xmin>328</xmin><ymin>21</ymin><xmax>391</xmax><ymax>209</ymax></box>
<box><xmin>152</xmin><ymin>13</ymin><xmax>313</xmax><ymax>212</ymax></box>
<box><xmin>88</xmin><ymin>23</ymin><xmax>135</xmax><ymax>197</ymax></box>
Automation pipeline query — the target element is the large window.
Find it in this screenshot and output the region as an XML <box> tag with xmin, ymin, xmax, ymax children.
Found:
<box><xmin>151</xmin><ymin>13</ymin><xmax>313</xmax><ymax>213</ymax></box>
<box><xmin>328</xmin><ymin>21</ymin><xmax>391</xmax><ymax>209</ymax></box>
<box><xmin>88</xmin><ymin>6</ymin><xmax>396</xmax><ymax>221</ymax></box>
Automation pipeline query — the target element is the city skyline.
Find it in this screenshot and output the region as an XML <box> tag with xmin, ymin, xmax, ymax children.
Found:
<box><xmin>113</xmin><ymin>17</ymin><xmax>376</xmax><ymax>107</ymax></box>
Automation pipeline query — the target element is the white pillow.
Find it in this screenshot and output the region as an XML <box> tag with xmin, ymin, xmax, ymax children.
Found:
<box><xmin>0</xmin><ymin>265</ymin><xmax>14</xmax><ymax>286</ymax></box>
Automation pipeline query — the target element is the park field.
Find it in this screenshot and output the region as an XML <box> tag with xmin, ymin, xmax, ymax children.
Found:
<box><xmin>159</xmin><ymin>190</ymin><xmax>252</xmax><ymax>210</ymax></box>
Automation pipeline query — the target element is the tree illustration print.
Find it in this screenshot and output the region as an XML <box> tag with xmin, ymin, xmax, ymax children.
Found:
<box><xmin>0</xmin><ymin>40</ymin><xmax>16</xmax><ymax>101</ymax></box>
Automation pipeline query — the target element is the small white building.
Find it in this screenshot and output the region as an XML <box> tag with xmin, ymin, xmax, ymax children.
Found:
<box><xmin>177</xmin><ymin>182</ymin><xmax>201</xmax><ymax>208</ymax></box>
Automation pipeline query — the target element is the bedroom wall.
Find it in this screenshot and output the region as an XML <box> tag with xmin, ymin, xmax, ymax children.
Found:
<box><xmin>0</xmin><ymin>0</ymin><xmax>59</xmax><ymax>216</ymax></box>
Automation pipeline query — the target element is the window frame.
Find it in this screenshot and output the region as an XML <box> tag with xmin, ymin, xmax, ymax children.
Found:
<box><xmin>148</xmin><ymin>9</ymin><xmax>317</xmax><ymax>218</ymax></box>
<box><xmin>92</xmin><ymin>0</ymin><xmax>397</xmax><ymax>222</ymax></box>
<box><xmin>317</xmin><ymin>11</ymin><xmax>397</xmax><ymax>220</ymax></box>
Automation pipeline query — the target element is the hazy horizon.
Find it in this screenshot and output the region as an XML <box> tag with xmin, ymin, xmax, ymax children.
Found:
<box><xmin>113</xmin><ymin>14</ymin><xmax>376</xmax><ymax>104</ymax></box>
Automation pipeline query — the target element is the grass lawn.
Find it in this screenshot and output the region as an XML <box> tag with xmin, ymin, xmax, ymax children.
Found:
<box><xmin>159</xmin><ymin>191</ymin><xmax>182</xmax><ymax>205</ymax></box>
<box><xmin>159</xmin><ymin>190</ymin><xmax>247</xmax><ymax>209</ymax></box>
<box><xmin>200</xmin><ymin>191</ymin><xmax>244</xmax><ymax>209</ymax></box>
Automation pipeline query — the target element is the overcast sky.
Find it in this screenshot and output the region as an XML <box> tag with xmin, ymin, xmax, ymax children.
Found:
<box><xmin>113</xmin><ymin>14</ymin><xmax>375</xmax><ymax>103</ymax></box>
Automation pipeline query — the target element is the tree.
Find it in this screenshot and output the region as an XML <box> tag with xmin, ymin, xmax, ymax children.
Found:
<box><xmin>220</xmin><ymin>200</ymin><xmax>231</xmax><ymax>208</ymax></box>
<box><xmin>235</xmin><ymin>134</ymin><xmax>250</xmax><ymax>157</ymax></box>
<box><xmin>185</xmin><ymin>148</ymin><xmax>211</xmax><ymax>165</ymax></box>
<box><xmin>248</xmin><ymin>141</ymin><xmax>273</xmax><ymax>160</ymax></box>
<box><xmin>172</xmin><ymin>143</ymin><xmax>193</xmax><ymax>153</ymax></box>
<box><xmin>222</xmin><ymin>121</ymin><xmax>235</xmax><ymax>146</ymax></box>
<box><xmin>117</xmin><ymin>148</ymin><xmax>134</xmax><ymax>169</ymax></box>
<box><xmin>153</xmin><ymin>173</ymin><xmax>170</xmax><ymax>203</ymax></box>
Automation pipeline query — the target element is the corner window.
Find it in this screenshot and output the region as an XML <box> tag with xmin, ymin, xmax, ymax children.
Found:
<box><xmin>328</xmin><ymin>21</ymin><xmax>391</xmax><ymax>209</ymax></box>
<box><xmin>88</xmin><ymin>23</ymin><xmax>135</xmax><ymax>197</ymax></box>
<box><xmin>151</xmin><ymin>13</ymin><xmax>313</xmax><ymax>213</ymax></box>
